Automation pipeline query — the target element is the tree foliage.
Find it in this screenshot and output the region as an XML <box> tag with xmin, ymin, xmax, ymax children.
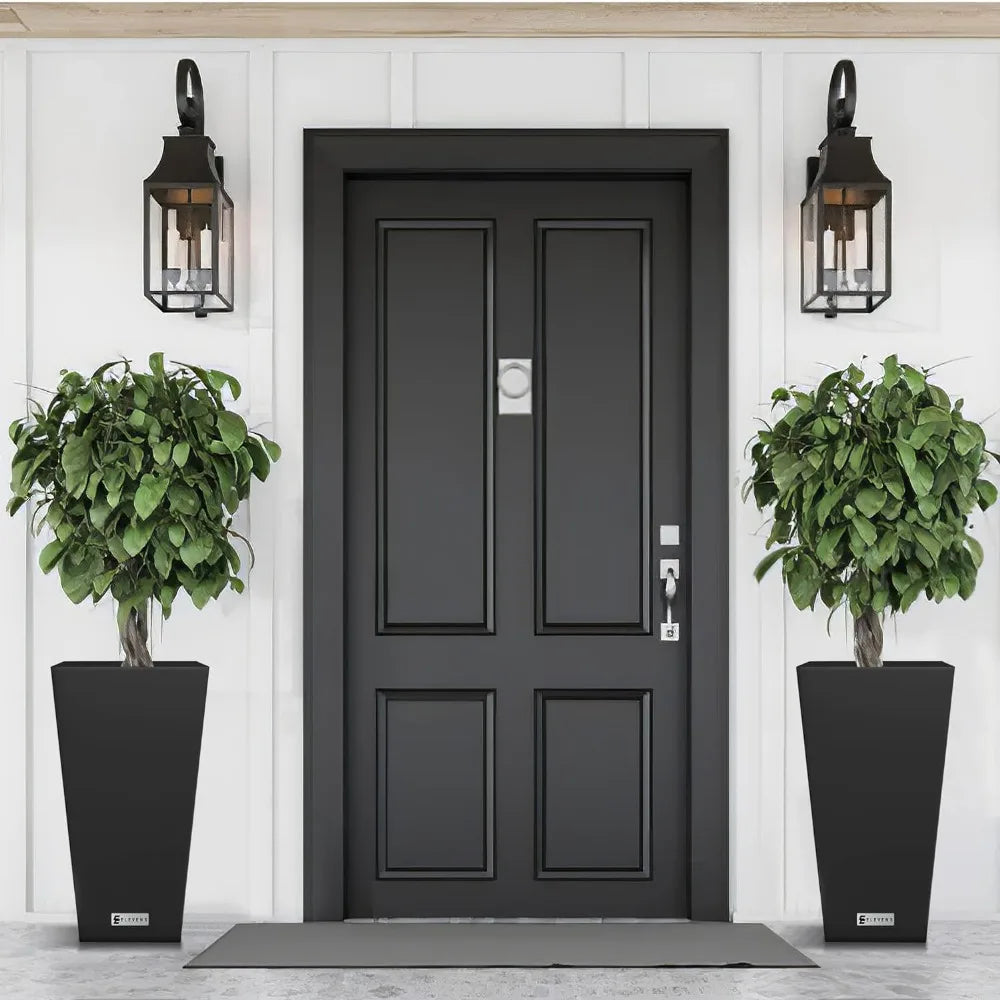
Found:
<box><xmin>744</xmin><ymin>356</ymin><xmax>996</xmax><ymax>622</ymax></box>
<box><xmin>7</xmin><ymin>354</ymin><xmax>280</xmax><ymax>648</ymax></box>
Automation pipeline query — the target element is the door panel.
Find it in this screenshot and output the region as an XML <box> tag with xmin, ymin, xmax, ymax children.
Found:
<box><xmin>377</xmin><ymin>222</ymin><xmax>495</xmax><ymax>632</ymax></box>
<box><xmin>535</xmin><ymin>690</ymin><xmax>650</xmax><ymax>878</ymax></box>
<box><xmin>536</xmin><ymin>221</ymin><xmax>650</xmax><ymax>632</ymax></box>
<box><xmin>377</xmin><ymin>690</ymin><xmax>495</xmax><ymax>878</ymax></box>
<box><xmin>347</xmin><ymin>177</ymin><xmax>689</xmax><ymax>917</ymax></box>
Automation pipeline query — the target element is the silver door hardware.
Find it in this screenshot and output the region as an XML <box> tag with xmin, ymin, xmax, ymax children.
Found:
<box><xmin>659</xmin><ymin>525</ymin><xmax>680</xmax><ymax>546</ymax></box>
<box><xmin>497</xmin><ymin>359</ymin><xmax>532</xmax><ymax>415</ymax></box>
<box><xmin>660</xmin><ymin>565</ymin><xmax>680</xmax><ymax>642</ymax></box>
<box><xmin>659</xmin><ymin>558</ymin><xmax>680</xmax><ymax>580</ymax></box>
<box><xmin>661</xmin><ymin>621</ymin><xmax>680</xmax><ymax>642</ymax></box>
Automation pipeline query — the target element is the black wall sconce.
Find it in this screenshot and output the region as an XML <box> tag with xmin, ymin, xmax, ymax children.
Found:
<box><xmin>143</xmin><ymin>59</ymin><xmax>233</xmax><ymax>318</ymax></box>
<box><xmin>801</xmin><ymin>60</ymin><xmax>891</xmax><ymax>318</ymax></box>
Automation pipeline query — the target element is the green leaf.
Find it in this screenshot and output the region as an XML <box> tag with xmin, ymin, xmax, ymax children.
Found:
<box><xmin>851</xmin><ymin>515</ymin><xmax>877</xmax><ymax>547</ymax></box>
<box><xmin>895</xmin><ymin>439</ymin><xmax>917</xmax><ymax>475</ymax></box>
<box><xmin>262</xmin><ymin>437</ymin><xmax>281</xmax><ymax>462</ymax></box>
<box><xmin>883</xmin><ymin>467</ymin><xmax>905</xmax><ymax>500</ymax></box>
<box><xmin>854</xmin><ymin>487</ymin><xmax>887</xmax><ymax>518</ymax></box>
<box><xmin>152</xmin><ymin>440</ymin><xmax>172</xmax><ymax>465</ymax></box>
<box><xmin>89</xmin><ymin>496</ymin><xmax>112</xmax><ymax>529</ymax></box>
<box><xmin>216</xmin><ymin>411</ymin><xmax>247</xmax><ymax>452</ymax></box>
<box><xmin>912</xmin><ymin>525</ymin><xmax>942</xmax><ymax>561</ymax></box>
<box><xmin>168</xmin><ymin>523</ymin><xmax>186</xmax><ymax>547</ymax></box>
<box><xmin>966</xmin><ymin>534</ymin><xmax>984</xmax><ymax>569</ymax></box>
<box><xmin>917</xmin><ymin>406</ymin><xmax>952</xmax><ymax>426</ymax></box>
<box><xmin>172</xmin><ymin>441</ymin><xmax>190</xmax><ymax>467</ymax></box>
<box><xmin>39</xmin><ymin>539</ymin><xmax>65</xmax><ymax>573</ymax></box>
<box><xmin>976</xmin><ymin>479</ymin><xmax>998</xmax><ymax>510</ymax></box>
<box><xmin>168</xmin><ymin>483</ymin><xmax>201</xmax><ymax>516</ymax></box>
<box><xmin>786</xmin><ymin>553</ymin><xmax>821</xmax><ymax>610</ymax></box>
<box><xmin>180</xmin><ymin>536</ymin><xmax>211</xmax><ymax>570</ymax></box>
<box><xmin>92</xmin><ymin>569</ymin><xmax>115</xmax><ymax>598</ymax></box>
<box><xmin>816</xmin><ymin>525</ymin><xmax>848</xmax><ymax>568</ymax></box>
<box><xmin>900</xmin><ymin>579</ymin><xmax>925</xmax><ymax>613</ymax></box>
<box><xmin>902</xmin><ymin>366</ymin><xmax>926</xmax><ymax>395</ymax></box>
<box><xmin>153</xmin><ymin>542</ymin><xmax>173</xmax><ymax>578</ymax></box>
<box><xmin>60</xmin><ymin>434</ymin><xmax>92</xmax><ymax>494</ymax></box>
<box><xmin>907</xmin><ymin>460</ymin><xmax>934</xmax><ymax>497</ymax></box>
<box><xmin>753</xmin><ymin>546</ymin><xmax>794</xmax><ymax>582</ymax></box>
<box><xmin>134</xmin><ymin>473</ymin><xmax>169</xmax><ymax>521</ymax></box>
<box><xmin>815</xmin><ymin>485</ymin><xmax>846</xmax><ymax>527</ymax></box>
<box><xmin>883</xmin><ymin>354</ymin><xmax>901</xmax><ymax>388</ymax></box>
<box><xmin>917</xmin><ymin>495</ymin><xmax>940</xmax><ymax>519</ymax></box>
<box><xmin>123</xmin><ymin>517</ymin><xmax>156</xmax><ymax>556</ymax></box>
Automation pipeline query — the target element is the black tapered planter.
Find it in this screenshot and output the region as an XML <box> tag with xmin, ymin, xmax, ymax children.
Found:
<box><xmin>51</xmin><ymin>661</ymin><xmax>208</xmax><ymax>943</ymax></box>
<box><xmin>797</xmin><ymin>661</ymin><xmax>953</xmax><ymax>943</ymax></box>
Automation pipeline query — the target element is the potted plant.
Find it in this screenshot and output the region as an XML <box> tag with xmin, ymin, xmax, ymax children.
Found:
<box><xmin>745</xmin><ymin>356</ymin><xmax>996</xmax><ymax>942</ymax></box>
<box><xmin>6</xmin><ymin>353</ymin><xmax>279</xmax><ymax>942</ymax></box>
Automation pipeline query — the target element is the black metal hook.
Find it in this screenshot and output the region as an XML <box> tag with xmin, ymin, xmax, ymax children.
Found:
<box><xmin>827</xmin><ymin>59</ymin><xmax>857</xmax><ymax>134</ymax></box>
<box><xmin>176</xmin><ymin>58</ymin><xmax>205</xmax><ymax>136</ymax></box>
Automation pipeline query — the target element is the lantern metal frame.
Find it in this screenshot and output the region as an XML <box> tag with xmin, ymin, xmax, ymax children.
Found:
<box><xmin>801</xmin><ymin>60</ymin><xmax>891</xmax><ymax>319</ymax></box>
<box><xmin>143</xmin><ymin>59</ymin><xmax>234</xmax><ymax>318</ymax></box>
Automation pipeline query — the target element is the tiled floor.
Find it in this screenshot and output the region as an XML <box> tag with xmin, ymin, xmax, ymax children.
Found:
<box><xmin>0</xmin><ymin>919</ymin><xmax>997</xmax><ymax>999</ymax></box>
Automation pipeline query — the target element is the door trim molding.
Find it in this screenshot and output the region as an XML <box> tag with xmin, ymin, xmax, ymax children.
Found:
<box><xmin>303</xmin><ymin>129</ymin><xmax>729</xmax><ymax>921</ymax></box>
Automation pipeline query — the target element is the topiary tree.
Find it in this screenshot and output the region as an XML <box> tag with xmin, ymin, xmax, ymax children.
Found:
<box><xmin>744</xmin><ymin>355</ymin><xmax>997</xmax><ymax>668</ymax></box>
<box><xmin>7</xmin><ymin>353</ymin><xmax>280</xmax><ymax>668</ymax></box>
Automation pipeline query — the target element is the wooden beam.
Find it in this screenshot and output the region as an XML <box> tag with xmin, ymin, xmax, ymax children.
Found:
<box><xmin>8</xmin><ymin>3</ymin><xmax>1000</xmax><ymax>40</ymax></box>
<box><xmin>0</xmin><ymin>6</ymin><xmax>26</xmax><ymax>33</ymax></box>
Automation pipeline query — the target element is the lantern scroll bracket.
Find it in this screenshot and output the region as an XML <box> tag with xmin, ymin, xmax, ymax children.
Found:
<box><xmin>176</xmin><ymin>58</ymin><xmax>205</xmax><ymax>136</ymax></box>
<box><xmin>826</xmin><ymin>59</ymin><xmax>857</xmax><ymax>135</ymax></box>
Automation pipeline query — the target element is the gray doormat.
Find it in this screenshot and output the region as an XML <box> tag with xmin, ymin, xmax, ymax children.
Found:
<box><xmin>186</xmin><ymin>921</ymin><xmax>816</xmax><ymax>969</ymax></box>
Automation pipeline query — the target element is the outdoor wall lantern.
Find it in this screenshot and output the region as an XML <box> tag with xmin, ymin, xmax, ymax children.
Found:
<box><xmin>144</xmin><ymin>59</ymin><xmax>233</xmax><ymax>318</ymax></box>
<box><xmin>801</xmin><ymin>60</ymin><xmax>891</xmax><ymax>318</ymax></box>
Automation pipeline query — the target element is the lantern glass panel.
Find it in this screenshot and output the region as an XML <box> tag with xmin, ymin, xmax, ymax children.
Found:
<box><xmin>145</xmin><ymin>184</ymin><xmax>232</xmax><ymax>313</ymax></box>
<box><xmin>218</xmin><ymin>199</ymin><xmax>234</xmax><ymax>306</ymax></box>
<box><xmin>801</xmin><ymin>188</ymin><xmax>821</xmax><ymax>307</ymax></box>
<box><xmin>809</xmin><ymin>184</ymin><xmax>889</xmax><ymax>314</ymax></box>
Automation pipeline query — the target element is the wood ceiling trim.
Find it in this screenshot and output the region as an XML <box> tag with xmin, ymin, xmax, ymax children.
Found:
<box><xmin>0</xmin><ymin>5</ymin><xmax>26</xmax><ymax>33</ymax></box>
<box><xmin>6</xmin><ymin>3</ymin><xmax>1000</xmax><ymax>40</ymax></box>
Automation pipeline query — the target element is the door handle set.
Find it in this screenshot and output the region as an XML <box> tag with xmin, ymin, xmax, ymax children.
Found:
<box><xmin>659</xmin><ymin>536</ymin><xmax>681</xmax><ymax>642</ymax></box>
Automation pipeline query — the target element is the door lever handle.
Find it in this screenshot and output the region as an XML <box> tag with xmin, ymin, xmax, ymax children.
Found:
<box><xmin>660</xmin><ymin>561</ymin><xmax>680</xmax><ymax>642</ymax></box>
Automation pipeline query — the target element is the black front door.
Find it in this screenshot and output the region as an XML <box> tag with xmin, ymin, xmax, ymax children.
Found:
<box><xmin>344</xmin><ymin>176</ymin><xmax>690</xmax><ymax>918</ymax></box>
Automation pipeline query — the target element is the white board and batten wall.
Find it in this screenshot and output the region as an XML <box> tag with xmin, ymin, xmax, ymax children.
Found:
<box><xmin>0</xmin><ymin>36</ymin><xmax>998</xmax><ymax>923</ymax></box>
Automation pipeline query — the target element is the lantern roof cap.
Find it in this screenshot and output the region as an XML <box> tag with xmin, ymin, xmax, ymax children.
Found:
<box><xmin>807</xmin><ymin>131</ymin><xmax>890</xmax><ymax>195</ymax></box>
<box><xmin>143</xmin><ymin>133</ymin><xmax>228</xmax><ymax>192</ymax></box>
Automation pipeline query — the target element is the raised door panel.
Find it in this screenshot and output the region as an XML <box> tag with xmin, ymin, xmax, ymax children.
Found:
<box><xmin>378</xmin><ymin>690</ymin><xmax>495</xmax><ymax>878</ymax></box>
<box><xmin>535</xmin><ymin>221</ymin><xmax>650</xmax><ymax>633</ymax></box>
<box><xmin>377</xmin><ymin>221</ymin><xmax>495</xmax><ymax>633</ymax></box>
<box><xmin>535</xmin><ymin>690</ymin><xmax>651</xmax><ymax>878</ymax></box>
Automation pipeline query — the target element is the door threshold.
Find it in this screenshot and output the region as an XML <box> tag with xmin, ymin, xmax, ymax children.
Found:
<box><xmin>348</xmin><ymin>917</ymin><xmax>692</xmax><ymax>924</ymax></box>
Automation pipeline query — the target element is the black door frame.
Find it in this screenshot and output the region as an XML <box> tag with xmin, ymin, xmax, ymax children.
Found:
<box><xmin>303</xmin><ymin>129</ymin><xmax>729</xmax><ymax>922</ymax></box>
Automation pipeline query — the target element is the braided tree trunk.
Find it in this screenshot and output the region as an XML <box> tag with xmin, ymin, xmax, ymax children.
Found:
<box><xmin>853</xmin><ymin>608</ymin><xmax>883</xmax><ymax>670</ymax></box>
<box><xmin>120</xmin><ymin>605</ymin><xmax>154</xmax><ymax>669</ymax></box>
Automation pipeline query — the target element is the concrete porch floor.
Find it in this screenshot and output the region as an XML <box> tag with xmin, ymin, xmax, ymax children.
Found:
<box><xmin>0</xmin><ymin>920</ymin><xmax>997</xmax><ymax>999</ymax></box>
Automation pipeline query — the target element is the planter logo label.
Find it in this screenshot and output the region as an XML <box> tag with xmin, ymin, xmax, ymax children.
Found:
<box><xmin>857</xmin><ymin>912</ymin><xmax>894</xmax><ymax>927</ymax></box>
<box><xmin>111</xmin><ymin>912</ymin><xmax>150</xmax><ymax>927</ymax></box>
